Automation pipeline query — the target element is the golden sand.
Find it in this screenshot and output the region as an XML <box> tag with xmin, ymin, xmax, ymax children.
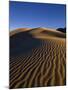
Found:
<box><xmin>10</xmin><ymin>28</ymin><xmax>66</xmax><ymax>88</ymax></box>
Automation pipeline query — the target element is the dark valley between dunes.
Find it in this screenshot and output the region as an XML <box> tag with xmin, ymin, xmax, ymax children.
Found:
<box><xmin>10</xmin><ymin>27</ymin><xmax>66</xmax><ymax>88</ymax></box>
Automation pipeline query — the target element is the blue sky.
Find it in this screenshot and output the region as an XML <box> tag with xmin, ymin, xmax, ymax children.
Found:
<box><xmin>9</xmin><ymin>1</ymin><xmax>66</xmax><ymax>31</ymax></box>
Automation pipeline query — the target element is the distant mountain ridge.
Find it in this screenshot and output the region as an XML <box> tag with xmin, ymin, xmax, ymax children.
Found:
<box><xmin>56</xmin><ymin>27</ymin><xmax>66</xmax><ymax>33</ymax></box>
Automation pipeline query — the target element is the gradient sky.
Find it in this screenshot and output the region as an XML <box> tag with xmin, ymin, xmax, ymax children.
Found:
<box><xmin>9</xmin><ymin>1</ymin><xmax>66</xmax><ymax>31</ymax></box>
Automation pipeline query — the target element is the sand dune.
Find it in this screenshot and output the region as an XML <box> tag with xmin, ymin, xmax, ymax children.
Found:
<box><xmin>10</xmin><ymin>27</ymin><xmax>66</xmax><ymax>88</ymax></box>
<box><xmin>10</xmin><ymin>28</ymin><xmax>31</xmax><ymax>36</ymax></box>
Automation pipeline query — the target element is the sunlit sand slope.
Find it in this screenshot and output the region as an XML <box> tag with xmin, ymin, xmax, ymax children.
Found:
<box><xmin>10</xmin><ymin>28</ymin><xmax>31</xmax><ymax>36</ymax></box>
<box><xmin>10</xmin><ymin>28</ymin><xmax>66</xmax><ymax>88</ymax></box>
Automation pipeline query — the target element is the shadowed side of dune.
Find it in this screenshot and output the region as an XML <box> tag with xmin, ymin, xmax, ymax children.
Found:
<box><xmin>10</xmin><ymin>31</ymin><xmax>42</xmax><ymax>56</ymax></box>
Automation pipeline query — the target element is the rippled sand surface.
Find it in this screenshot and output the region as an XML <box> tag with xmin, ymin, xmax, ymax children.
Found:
<box><xmin>10</xmin><ymin>28</ymin><xmax>66</xmax><ymax>88</ymax></box>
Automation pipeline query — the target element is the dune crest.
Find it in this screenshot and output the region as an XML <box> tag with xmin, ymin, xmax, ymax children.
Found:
<box><xmin>10</xmin><ymin>28</ymin><xmax>31</xmax><ymax>36</ymax></box>
<box><xmin>29</xmin><ymin>27</ymin><xmax>66</xmax><ymax>40</ymax></box>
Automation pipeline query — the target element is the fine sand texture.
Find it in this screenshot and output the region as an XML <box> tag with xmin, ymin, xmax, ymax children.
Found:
<box><xmin>10</xmin><ymin>28</ymin><xmax>66</xmax><ymax>89</ymax></box>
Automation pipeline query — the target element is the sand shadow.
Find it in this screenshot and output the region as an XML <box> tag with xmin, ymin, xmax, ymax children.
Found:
<box><xmin>10</xmin><ymin>31</ymin><xmax>42</xmax><ymax>57</ymax></box>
